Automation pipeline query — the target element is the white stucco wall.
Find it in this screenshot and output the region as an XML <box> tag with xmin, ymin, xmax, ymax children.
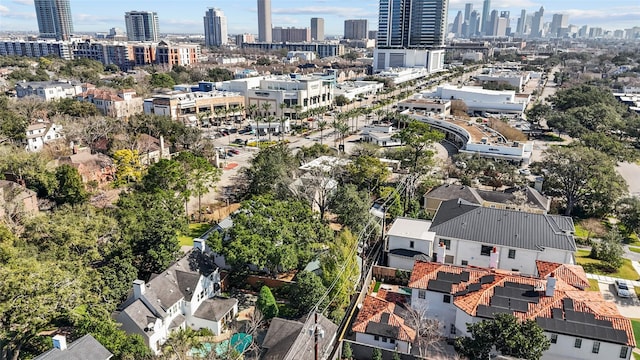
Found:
<box><xmin>354</xmin><ymin>333</ymin><xmax>411</xmax><ymax>354</ymax></box>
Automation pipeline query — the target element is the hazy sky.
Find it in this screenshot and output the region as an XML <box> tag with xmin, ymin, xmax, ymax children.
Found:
<box><xmin>0</xmin><ymin>0</ymin><xmax>638</xmax><ymax>35</ymax></box>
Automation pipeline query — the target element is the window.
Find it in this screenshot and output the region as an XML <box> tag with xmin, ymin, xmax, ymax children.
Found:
<box><xmin>374</xmin><ymin>335</ymin><xmax>379</xmax><ymax>341</ymax></box>
<box><xmin>550</xmin><ymin>334</ymin><xmax>557</xmax><ymax>344</ymax></box>
<box><xmin>450</xmin><ymin>324</ymin><xmax>456</xmax><ymax>335</ymax></box>
<box><xmin>461</xmin><ymin>260</ymin><xmax>468</xmax><ymax>266</ymax></box>
<box><xmin>441</xmin><ymin>239</ymin><xmax>451</xmax><ymax>250</ymax></box>
<box><xmin>508</xmin><ymin>249</ymin><xmax>516</xmax><ymax>259</ymax></box>
<box><xmin>443</xmin><ymin>294</ymin><xmax>451</xmax><ymax>303</ymax></box>
<box><xmin>620</xmin><ymin>346</ymin><xmax>629</xmax><ymax>358</ymax></box>
<box><xmin>390</xmin><ymin>339</ymin><xmax>395</xmax><ymax>344</ymax></box>
<box><xmin>409</xmin><ymin>241</ymin><xmax>415</xmax><ymax>249</ymax></box>
<box><xmin>382</xmin><ymin>337</ymin><xmax>388</xmax><ymax>343</ymax></box>
<box><xmin>418</xmin><ymin>290</ymin><xmax>426</xmax><ymax>299</ymax></box>
<box><xmin>481</xmin><ymin>245</ymin><xmax>493</xmax><ymax>256</ymax></box>
<box><xmin>592</xmin><ymin>341</ymin><xmax>600</xmax><ymax>354</ymax></box>
<box><xmin>574</xmin><ymin>338</ymin><xmax>582</xmax><ymax>348</ymax></box>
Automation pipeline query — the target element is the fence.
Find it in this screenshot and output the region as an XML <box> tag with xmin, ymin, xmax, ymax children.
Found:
<box><xmin>245</xmin><ymin>274</ymin><xmax>295</xmax><ymax>289</ymax></box>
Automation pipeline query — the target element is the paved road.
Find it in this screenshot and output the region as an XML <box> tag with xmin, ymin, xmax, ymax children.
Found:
<box><xmin>616</xmin><ymin>162</ymin><xmax>640</xmax><ymax>197</ymax></box>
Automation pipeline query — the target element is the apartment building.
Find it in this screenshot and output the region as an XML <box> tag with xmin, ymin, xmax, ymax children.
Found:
<box><xmin>76</xmin><ymin>85</ymin><xmax>143</xmax><ymax>119</ymax></box>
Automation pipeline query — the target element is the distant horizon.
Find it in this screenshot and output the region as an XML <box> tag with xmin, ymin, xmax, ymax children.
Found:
<box><xmin>0</xmin><ymin>0</ymin><xmax>638</xmax><ymax>36</ymax></box>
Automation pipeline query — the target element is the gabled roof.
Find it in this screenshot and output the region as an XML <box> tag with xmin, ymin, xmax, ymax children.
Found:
<box><xmin>424</xmin><ymin>184</ymin><xmax>483</xmax><ymax>205</ymax></box>
<box><xmin>410</xmin><ymin>260</ymin><xmax>635</xmax><ymax>347</ymax></box>
<box><xmin>426</xmin><ymin>185</ymin><xmax>550</xmax><ymax>212</ymax></box>
<box><xmin>536</xmin><ymin>260</ymin><xmax>590</xmax><ymax>290</ymax></box>
<box><xmin>262</xmin><ymin>314</ymin><xmax>338</xmax><ymax>360</ymax></box>
<box><xmin>352</xmin><ymin>294</ymin><xmax>416</xmax><ymax>343</ymax></box>
<box><xmin>34</xmin><ymin>334</ymin><xmax>113</xmax><ymax>360</ymax></box>
<box><xmin>430</xmin><ymin>199</ymin><xmax>576</xmax><ymax>252</ymax></box>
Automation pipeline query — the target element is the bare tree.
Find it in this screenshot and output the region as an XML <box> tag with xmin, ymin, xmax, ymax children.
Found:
<box><xmin>404</xmin><ymin>305</ymin><xmax>444</xmax><ymax>358</ymax></box>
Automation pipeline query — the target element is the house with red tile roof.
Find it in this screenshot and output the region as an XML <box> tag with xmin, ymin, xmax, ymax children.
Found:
<box><xmin>76</xmin><ymin>87</ymin><xmax>143</xmax><ymax>119</ymax></box>
<box><xmin>352</xmin><ymin>289</ymin><xmax>416</xmax><ymax>354</ymax></box>
<box><xmin>408</xmin><ymin>260</ymin><xmax>635</xmax><ymax>360</ymax></box>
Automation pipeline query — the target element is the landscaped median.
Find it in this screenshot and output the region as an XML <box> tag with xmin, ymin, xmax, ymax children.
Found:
<box><xmin>576</xmin><ymin>249</ymin><xmax>640</xmax><ymax>281</ymax></box>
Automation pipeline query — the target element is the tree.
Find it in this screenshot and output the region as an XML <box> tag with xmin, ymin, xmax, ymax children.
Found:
<box><xmin>342</xmin><ymin>342</ymin><xmax>353</xmax><ymax>359</ymax></box>
<box><xmin>290</xmin><ymin>271</ymin><xmax>327</xmax><ymax>317</ymax></box>
<box><xmin>317</xmin><ymin>119</ymin><xmax>328</xmax><ymax>145</ymax></box>
<box><xmin>174</xmin><ymin>152</ymin><xmax>221</xmax><ymax>221</ymax></box>
<box><xmin>334</xmin><ymin>95</ymin><xmax>350</xmax><ymax>107</ymax></box>
<box><xmin>162</xmin><ymin>327</ymin><xmax>203</xmax><ymax>360</ymax></box>
<box><xmin>320</xmin><ymin>230</ymin><xmax>360</xmax><ymax>321</ymax></box>
<box><xmin>372</xmin><ymin>348</ymin><xmax>383</xmax><ymax>360</ymax></box>
<box><xmin>150</xmin><ymin>72</ymin><xmax>176</xmax><ymax>89</ymax></box>
<box><xmin>404</xmin><ymin>306</ymin><xmax>442</xmax><ymax>357</ymax></box>
<box><xmin>256</xmin><ymin>286</ymin><xmax>279</xmax><ymax>319</ymax></box>
<box><xmin>525</xmin><ymin>103</ymin><xmax>551</xmax><ymax>128</ymax></box>
<box><xmin>392</xmin><ymin>120</ymin><xmax>444</xmax><ymax>175</ymax></box>
<box><xmin>536</xmin><ymin>146</ymin><xmax>627</xmax><ymax>216</ymax></box>
<box><xmin>53</xmin><ymin>164</ymin><xmax>88</xmax><ymax>206</ymax></box>
<box><xmin>455</xmin><ymin>313</ymin><xmax>550</xmax><ymax>360</ymax></box>
<box><xmin>392</xmin><ymin>352</ymin><xmax>401</xmax><ymax>360</ymax></box>
<box><xmin>345</xmin><ymin>156</ymin><xmax>390</xmax><ymax>194</ymax></box>
<box><xmin>590</xmin><ymin>228</ymin><xmax>624</xmax><ymax>271</ymax></box>
<box><xmin>113</xmin><ymin>149</ymin><xmax>143</xmax><ymax>187</ymax></box>
<box><xmin>618</xmin><ymin>197</ymin><xmax>640</xmax><ymax>237</ymax></box>
<box><xmin>329</xmin><ymin>184</ymin><xmax>372</xmax><ymax>235</ymax></box>
<box><xmin>242</xmin><ymin>143</ymin><xmax>297</xmax><ymax>197</ymax></box>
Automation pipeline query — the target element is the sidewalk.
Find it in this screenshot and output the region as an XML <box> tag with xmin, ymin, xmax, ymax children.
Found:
<box><xmin>586</xmin><ymin>260</ymin><xmax>640</xmax><ymax>286</ymax></box>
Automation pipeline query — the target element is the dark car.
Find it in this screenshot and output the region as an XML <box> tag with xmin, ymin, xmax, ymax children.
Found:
<box><xmin>229</xmin><ymin>148</ymin><xmax>240</xmax><ymax>155</ymax></box>
<box><xmin>233</xmin><ymin>138</ymin><xmax>244</xmax><ymax>145</ymax></box>
<box><xmin>228</xmin><ymin>128</ymin><xmax>238</xmax><ymax>134</ymax></box>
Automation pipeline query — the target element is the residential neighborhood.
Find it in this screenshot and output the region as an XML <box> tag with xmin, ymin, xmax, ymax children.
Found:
<box><xmin>1</xmin><ymin>0</ymin><xmax>640</xmax><ymax>359</ymax></box>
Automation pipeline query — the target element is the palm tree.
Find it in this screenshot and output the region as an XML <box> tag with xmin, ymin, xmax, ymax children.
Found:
<box><xmin>335</xmin><ymin>121</ymin><xmax>350</xmax><ymax>152</ymax></box>
<box><xmin>376</xmin><ymin>109</ymin><xmax>385</xmax><ymax>124</ymax></box>
<box><xmin>317</xmin><ymin>119</ymin><xmax>328</xmax><ymax>145</ymax></box>
<box><xmin>261</xmin><ymin>102</ymin><xmax>272</xmax><ymax>140</ymax></box>
<box><xmin>214</xmin><ymin>107</ymin><xmax>225</xmax><ymax>134</ymax></box>
<box><xmin>197</xmin><ymin>110</ymin><xmax>211</xmax><ymax>128</ymax></box>
<box><xmin>163</xmin><ymin>327</ymin><xmax>203</xmax><ymax>360</ymax></box>
<box><xmin>266</xmin><ymin>115</ymin><xmax>274</xmax><ymax>142</ymax></box>
<box><xmin>247</xmin><ymin>104</ymin><xmax>258</xmax><ymax>139</ymax></box>
<box><xmin>293</xmin><ymin>104</ymin><xmax>303</xmax><ymax>127</ymax></box>
<box><xmin>279</xmin><ymin>102</ymin><xmax>288</xmax><ymax>141</ymax></box>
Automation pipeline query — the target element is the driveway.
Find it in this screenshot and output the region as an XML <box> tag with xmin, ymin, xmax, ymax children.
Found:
<box><xmin>597</xmin><ymin>279</ymin><xmax>640</xmax><ymax>318</ymax></box>
<box><xmin>616</xmin><ymin>162</ymin><xmax>640</xmax><ymax>197</ymax></box>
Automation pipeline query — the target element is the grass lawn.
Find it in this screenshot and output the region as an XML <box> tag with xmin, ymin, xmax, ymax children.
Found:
<box><xmin>576</xmin><ymin>249</ymin><xmax>640</xmax><ymax>281</ymax></box>
<box><xmin>574</xmin><ymin>223</ymin><xmax>590</xmax><ymax>239</ymax></box>
<box><xmin>634</xmin><ymin>352</ymin><xmax>640</xmax><ymax>360</ymax></box>
<box><xmin>632</xmin><ymin>319</ymin><xmax>640</xmax><ymax>350</ymax></box>
<box><xmin>630</xmin><ymin>247</ymin><xmax>640</xmax><ymax>254</ymax></box>
<box><xmin>587</xmin><ymin>279</ymin><xmax>600</xmax><ymax>292</ymax></box>
<box><xmin>373</xmin><ymin>281</ymin><xmax>381</xmax><ymax>292</ymax></box>
<box><xmin>177</xmin><ymin>223</ymin><xmax>212</xmax><ymax>247</ymax></box>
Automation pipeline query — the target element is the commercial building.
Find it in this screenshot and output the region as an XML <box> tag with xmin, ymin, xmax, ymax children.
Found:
<box><xmin>241</xmin><ymin>42</ymin><xmax>344</xmax><ymax>58</ymax></box>
<box><xmin>426</xmin><ymin>84</ymin><xmax>528</xmax><ymax>114</ymax></box>
<box><xmin>530</xmin><ymin>7</ymin><xmax>545</xmax><ymax>38</ymax></box>
<box><xmin>204</xmin><ymin>8</ymin><xmax>228</xmax><ymax>47</ymax></box>
<box><xmin>234</xmin><ymin>33</ymin><xmax>255</xmax><ymax>45</ymax></box>
<box><xmin>257</xmin><ymin>0</ymin><xmax>272</xmax><ymax>42</ymax></box>
<box><xmin>143</xmin><ymin>90</ymin><xmax>244</xmax><ymax>124</ymax></box>
<box><xmin>344</xmin><ymin>19</ymin><xmax>368</xmax><ymax>40</ymax></box>
<box><xmin>125</xmin><ymin>11</ymin><xmax>160</xmax><ymax>42</ymax></box>
<box><xmin>476</xmin><ymin>70</ymin><xmax>530</xmax><ymax>89</ymax></box>
<box><xmin>34</xmin><ymin>0</ymin><xmax>73</xmax><ymax>41</ymax></box>
<box><xmin>480</xmin><ymin>0</ymin><xmax>491</xmax><ymax>35</ymax></box>
<box><xmin>550</xmin><ymin>14</ymin><xmax>569</xmax><ymax>38</ymax></box>
<box><xmin>374</xmin><ymin>0</ymin><xmax>448</xmax><ymax>72</ymax></box>
<box><xmin>272</xmin><ymin>27</ymin><xmax>310</xmax><ymax>43</ymax></box>
<box><xmin>334</xmin><ymin>80</ymin><xmax>383</xmax><ymax>101</ymax></box>
<box><xmin>311</xmin><ymin>18</ymin><xmax>325</xmax><ymax>41</ymax></box>
<box><xmin>397</xmin><ymin>98</ymin><xmax>451</xmax><ymax>115</ymax></box>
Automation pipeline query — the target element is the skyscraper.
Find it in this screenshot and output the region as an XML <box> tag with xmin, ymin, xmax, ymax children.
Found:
<box><xmin>257</xmin><ymin>0</ymin><xmax>272</xmax><ymax>42</ymax></box>
<box><xmin>464</xmin><ymin>3</ymin><xmax>473</xmax><ymax>23</ymax></box>
<box><xmin>480</xmin><ymin>0</ymin><xmax>491</xmax><ymax>35</ymax></box>
<box><xmin>125</xmin><ymin>11</ymin><xmax>159</xmax><ymax>42</ymax></box>
<box><xmin>311</xmin><ymin>18</ymin><xmax>325</xmax><ymax>41</ymax></box>
<box><xmin>516</xmin><ymin>9</ymin><xmax>526</xmax><ymax>35</ymax></box>
<box><xmin>34</xmin><ymin>0</ymin><xmax>73</xmax><ymax>40</ymax></box>
<box><xmin>452</xmin><ymin>11</ymin><xmax>463</xmax><ymax>37</ymax></box>
<box><xmin>530</xmin><ymin>6</ymin><xmax>544</xmax><ymax>38</ymax></box>
<box><xmin>204</xmin><ymin>8</ymin><xmax>228</xmax><ymax>47</ymax></box>
<box><xmin>468</xmin><ymin>10</ymin><xmax>480</xmax><ymax>37</ymax></box>
<box><xmin>377</xmin><ymin>0</ymin><xmax>448</xmax><ymax>48</ymax></box>
<box><xmin>344</xmin><ymin>19</ymin><xmax>368</xmax><ymax>40</ymax></box>
<box><xmin>550</xmin><ymin>14</ymin><xmax>569</xmax><ymax>38</ymax></box>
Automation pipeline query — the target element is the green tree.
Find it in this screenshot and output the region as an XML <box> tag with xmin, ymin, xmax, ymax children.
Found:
<box><xmin>379</xmin><ymin>186</ymin><xmax>403</xmax><ymax>220</ymax></box>
<box><xmin>256</xmin><ymin>286</ymin><xmax>279</xmax><ymax>319</ymax></box>
<box><xmin>345</xmin><ymin>156</ymin><xmax>390</xmax><ymax>194</ymax></box>
<box><xmin>372</xmin><ymin>348</ymin><xmax>383</xmax><ymax>360</ymax></box>
<box><xmin>53</xmin><ymin>164</ymin><xmax>88</xmax><ymax>206</ymax></box>
<box><xmin>455</xmin><ymin>313</ymin><xmax>550</xmax><ymax>360</ymax></box>
<box><xmin>150</xmin><ymin>72</ymin><xmax>176</xmax><ymax>89</ymax></box>
<box><xmin>113</xmin><ymin>149</ymin><xmax>143</xmax><ymax>186</ymax></box>
<box><xmin>618</xmin><ymin>197</ymin><xmax>640</xmax><ymax>237</ymax></box>
<box><xmin>290</xmin><ymin>271</ymin><xmax>327</xmax><ymax>317</ymax></box>
<box><xmin>525</xmin><ymin>103</ymin><xmax>551</xmax><ymax>128</ymax></box>
<box><xmin>0</xmin><ymin>97</ymin><xmax>29</xmax><ymax>143</ymax></box>
<box><xmin>0</xmin><ymin>147</ymin><xmax>57</xmax><ymax>198</ymax></box>
<box><xmin>174</xmin><ymin>152</ymin><xmax>221</xmax><ymax>221</ymax></box>
<box><xmin>334</xmin><ymin>95</ymin><xmax>350</xmax><ymax>107</ymax></box>
<box><xmin>162</xmin><ymin>327</ymin><xmax>202</xmax><ymax>360</ymax></box>
<box><xmin>342</xmin><ymin>341</ymin><xmax>353</xmax><ymax>359</ymax></box>
<box><xmin>52</xmin><ymin>98</ymin><xmax>99</xmax><ymax>117</ymax></box>
<box><xmin>320</xmin><ymin>230</ymin><xmax>360</xmax><ymax>322</ymax></box>
<box><xmin>392</xmin><ymin>120</ymin><xmax>444</xmax><ymax>175</ymax></box>
<box><xmin>329</xmin><ymin>184</ymin><xmax>372</xmax><ymax>235</ymax></box>
<box><xmin>536</xmin><ymin>145</ymin><xmax>627</xmax><ymax>216</ymax></box>
<box><xmin>590</xmin><ymin>228</ymin><xmax>624</xmax><ymax>271</ymax></box>
<box><xmin>392</xmin><ymin>352</ymin><xmax>401</xmax><ymax>360</ymax></box>
<box><xmin>243</xmin><ymin>143</ymin><xmax>297</xmax><ymax>197</ymax></box>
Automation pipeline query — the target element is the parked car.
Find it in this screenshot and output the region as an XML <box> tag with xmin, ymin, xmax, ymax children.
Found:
<box><xmin>229</xmin><ymin>148</ymin><xmax>240</xmax><ymax>155</ymax></box>
<box><xmin>519</xmin><ymin>168</ymin><xmax>531</xmax><ymax>175</ymax></box>
<box><xmin>233</xmin><ymin>138</ymin><xmax>244</xmax><ymax>145</ymax></box>
<box><xmin>614</xmin><ymin>280</ymin><xmax>632</xmax><ymax>298</ymax></box>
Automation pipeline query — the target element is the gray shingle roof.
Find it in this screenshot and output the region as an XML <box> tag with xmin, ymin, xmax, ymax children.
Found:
<box><xmin>425</xmin><ymin>184</ymin><xmax>483</xmax><ymax>205</ymax></box>
<box><xmin>193</xmin><ymin>298</ymin><xmax>238</xmax><ymax>322</ymax></box>
<box><xmin>34</xmin><ymin>335</ymin><xmax>113</xmax><ymax>360</ymax></box>
<box><xmin>431</xmin><ymin>199</ymin><xmax>576</xmax><ymax>252</ymax></box>
<box><xmin>262</xmin><ymin>315</ymin><xmax>338</xmax><ymax>360</ymax></box>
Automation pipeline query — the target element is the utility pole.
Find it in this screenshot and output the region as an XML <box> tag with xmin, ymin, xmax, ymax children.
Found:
<box><xmin>314</xmin><ymin>311</ymin><xmax>319</xmax><ymax>360</ymax></box>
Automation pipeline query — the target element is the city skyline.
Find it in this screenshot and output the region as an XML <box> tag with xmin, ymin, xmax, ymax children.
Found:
<box><xmin>1</xmin><ymin>0</ymin><xmax>638</xmax><ymax>35</ymax></box>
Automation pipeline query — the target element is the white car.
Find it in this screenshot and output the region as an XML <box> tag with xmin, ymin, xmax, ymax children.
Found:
<box><xmin>519</xmin><ymin>168</ymin><xmax>531</xmax><ymax>175</ymax></box>
<box><xmin>614</xmin><ymin>280</ymin><xmax>632</xmax><ymax>298</ymax></box>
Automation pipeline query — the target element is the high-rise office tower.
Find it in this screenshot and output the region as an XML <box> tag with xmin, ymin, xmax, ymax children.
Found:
<box><xmin>311</xmin><ymin>17</ymin><xmax>324</xmax><ymax>41</ymax></box>
<box><xmin>550</xmin><ymin>14</ymin><xmax>569</xmax><ymax>38</ymax></box>
<box><xmin>377</xmin><ymin>0</ymin><xmax>448</xmax><ymax>48</ymax></box>
<box><xmin>480</xmin><ymin>0</ymin><xmax>491</xmax><ymax>35</ymax></box>
<box><xmin>468</xmin><ymin>10</ymin><xmax>480</xmax><ymax>37</ymax></box>
<box><xmin>464</xmin><ymin>3</ymin><xmax>473</xmax><ymax>23</ymax></box>
<box><xmin>125</xmin><ymin>11</ymin><xmax>160</xmax><ymax>42</ymax></box>
<box><xmin>257</xmin><ymin>0</ymin><xmax>272</xmax><ymax>42</ymax></box>
<box><xmin>530</xmin><ymin>6</ymin><xmax>544</xmax><ymax>38</ymax></box>
<box><xmin>516</xmin><ymin>9</ymin><xmax>526</xmax><ymax>35</ymax></box>
<box><xmin>34</xmin><ymin>0</ymin><xmax>73</xmax><ymax>40</ymax></box>
<box><xmin>452</xmin><ymin>11</ymin><xmax>463</xmax><ymax>37</ymax></box>
<box><xmin>344</xmin><ymin>19</ymin><xmax>368</xmax><ymax>40</ymax></box>
<box><xmin>204</xmin><ymin>8</ymin><xmax>228</xmax><ymax>47</ymax></box>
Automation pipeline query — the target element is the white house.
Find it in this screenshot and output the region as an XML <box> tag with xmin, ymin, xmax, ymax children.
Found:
<box><xmin>15</xmin><ymin>80</ymin><xmax>83</xmax><ymax>101</ymax></box>
<box><xmin>352</xmin><ymin>290</ymin><xmax>416</xmax><ymax>354</ymax></box>
<box><xmin>34</xmin><ymin>334</ymin><xmax>113</xmax><ymax>360</ymax></box>
<box><xmin>24</xmin><ymin>121</ymin><xmax>63</xmax><ymax>152</ymax></box>
<box><xmin>408</xmin><ymin>260</ymin><xmax>635</xmax><ymax>360</ymax></box>
<box><xmin>429</xmin><ymin>199</ymin><xmax>576</xmax><ymax>275</ymax></box>
<box><xmin>114</xmin><ymin>238</ymin><xmax>237</xmax><ymax>354</ymax></box>
<box><xmin>361</xmin><ymin>124</ymin><xmax>403</xmax><ymax>147</ymax></box>
<box><xmin>386</xmin><ymin>217</ymin><xmax>436</xmax><ymax>271</ymax></box>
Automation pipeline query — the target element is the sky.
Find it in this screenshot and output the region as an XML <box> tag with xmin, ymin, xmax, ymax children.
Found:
<box><xmin>0</xmin><ymin>0</ymin><xmax>638</xmax><ymax>36</ymax></box>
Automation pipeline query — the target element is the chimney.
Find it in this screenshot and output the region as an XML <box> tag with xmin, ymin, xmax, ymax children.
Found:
<box><xmin>546</xmin><ymin>273</ymin><xmax>556</xmax><ymax>297</ymax></box>
<box><xmin>534</xmin><ymin>176</ymin><xmax>544</xmax><ymax>193</ymax></box>
<box><xmin>52</xmin><ymin>335</ymin><xmax>67</xmax><ymax>351</ymax></box>
<box><xmin>437</xmin><ymin>242</ymin><xmax>446</xmax><ymax>264</ymax></box>
<box><xmin>159</xmin><ymin>135</ymin><xmax>165</xmax><ymax>159</ymax></box>
<box><xmin>133</xmin><ymin>279</ymin><xmax>145</xmax><ymax>299</ymax></box>
<box><xmin>72</xmin><ymin>144</ymin><xmax>78</xmax><ymax>154</ymax></box>
<box><xmin>489</xmin><ymin>247</ymin><xmax>499</xmax><ymax>268</ymax></box>
<box><xmin>194</xmin><ymin>238</ymin><xmax>205</xmax><ymax>252</ymax></box>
